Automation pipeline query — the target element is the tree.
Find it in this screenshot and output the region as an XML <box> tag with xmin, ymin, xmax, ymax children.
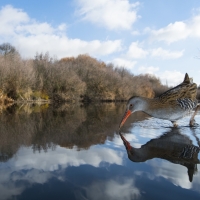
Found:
<box><xmin>0</xmin><ymin>43</ymin><xmax>18</xmax><ymax>56</ymax></box>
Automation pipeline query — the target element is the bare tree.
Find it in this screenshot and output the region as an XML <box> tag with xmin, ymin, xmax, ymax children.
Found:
<box><xmin>0</xmin><ymin>43</ymin><xmax>18</xmax><ymax>56</ymax></box>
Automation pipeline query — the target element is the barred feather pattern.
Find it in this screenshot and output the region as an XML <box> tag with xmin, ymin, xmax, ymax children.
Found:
<box><xmin>158</xmin><ymin>73</ymin><xmax>197</xmax><ymax>104</ymax></box>
<box><xmin>159</xmin><ymin>83</ymin><xmax>197</xmax><ymax>103</ymax></box>
<box><xmin>177</xmin><ymin>98</ymin><xmax>198</xmax><ymax>110</ymax></box>
<box><xmin>179</xmin><ymin>145</ymin><xmax>199</xmax><ymax>159</ymax></box>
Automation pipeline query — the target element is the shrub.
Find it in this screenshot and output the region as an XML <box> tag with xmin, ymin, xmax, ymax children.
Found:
<box><xmin>0</xmin><ymin>43</ymin><xmax>171</xmax><ymax>103</ymax></box>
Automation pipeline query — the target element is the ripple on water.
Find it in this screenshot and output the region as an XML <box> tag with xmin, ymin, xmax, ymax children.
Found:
<box><xmin>127</xmin><ymin>112</ymin><xmax>200</xmax><ymax>144</ymax></box>
<box><xmin>131</xmin><ymin>111</ymin><xmax>200</xmax><ymax>129</ymax></box>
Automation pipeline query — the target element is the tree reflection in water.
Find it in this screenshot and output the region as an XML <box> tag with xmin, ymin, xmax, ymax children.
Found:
<box><xmin>0</xmin><ymin>102</ymin><xmax>134</xmax><ymax>162</ymax></box>
<box><xmin>120</xmin><ymin>128</ymin><xmax>200</xmax><ymax>182</ymax></box>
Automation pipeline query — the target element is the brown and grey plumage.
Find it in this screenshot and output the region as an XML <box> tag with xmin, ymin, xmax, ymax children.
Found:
<box><xmin>119</xmin><ymin>73</ymin><xmax>200</xmax><ymax>128</ymax></box>
<box><xmin>119</xmin><ymin>130</ymin><xmax>200</xmax><ymax>182</ymax></box>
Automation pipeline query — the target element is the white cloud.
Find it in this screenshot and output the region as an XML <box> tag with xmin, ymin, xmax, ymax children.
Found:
<box><xmin>149</xmin><ymin>14</ymin><xmax>200</xmax><ymax>43</ymax></box>
<box><xmin>150</xmin><ymin>160</ymin><xmax>193</xmax><ymax>189</ymax></box>
<box><xmin>137</xmin><ymin>68</ymin><xmax>185</xmax><ymax>86</ymax></box>
<box><xmin>0</xmin><ymin>5</ymin><xmax>29</xmax><ymax>35</ymax></box>
<box><xmin>150</xmin><ymin>48</ymin><xmax>184</xmax><ymax>59</ymax></box>
<box><xmin>0</xmin><ymin>145</ymin><xmax>124</xmax><ymax>199</ymax></box>
<box><xmin>16</xmin><ymin>22</ymin><xmax>55</xmax><ymax>35</ymax></box>
<box><xmin>126</xmin><ymin>43</ymin><xmax>183</xmax><ymax>60</ymax></box>
<box><xmin>149</xmin><ymin>22</ymin><xmax>190</xmax><ymax>44</ymax></box>
<box><xmin>57</xmin><ymin>23</ymin><xmax>67</xmax><ymax>31</ymax></box>
<box><xmin>138</xmin><ymin>66</ymin><xmax>159</xmax><ymax>74</ymax></box>
<box><xmin>159</xmin><ymin>70</ymin><xmax>185</xmax><ymax>86</ymax></box>
<box><xmin>82</xmin><ymin>178</ymin><xmax>140</xmax><ymax>200</ymax></box>
<box><xmin>13</xmin><ymin>145</ymin><xmax>123</xmax><ymax>170</ymax></box>
<box><xmin>15</xmin><ymin>35</ymin><xmax>122</xmax><ymax>58</ymax></box>
<box><xmin>0</xmin><ymin>5</ymin><xmax>122</xmax><ymax>58</ymax></box>
<box><xmin>189</xmin><ymin>15</ymin><xmax>200</xmax><ymax>37</ymax></box>
<box><xmin>76</xmin><ymin>0</ymin><xmax>140</xmax><ymax>30</ymax></box>
<box><xmin>127</xmin><ymin>42</ymin><xmax>148</xmax><ymax>59</ymax></box>
<box><xmin>108</xmin><ymin>134</ymin><xmax>139</xmax><ymax>147</ymax></box>
<box><xmin>131</xmin><ymin>30</ymin><xmax>140</xmax><ymax>36</ymax></box>
<box><xmin>112</xmin><ymin>58</ymin><xmax>137</xmax><ymax>70</ymax></box>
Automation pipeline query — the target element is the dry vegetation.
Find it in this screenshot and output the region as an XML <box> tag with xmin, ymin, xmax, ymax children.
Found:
<box><xmin>1</xmin><ymin>43</ymin><xmax>198</xmax><ymax>103</ymax></box>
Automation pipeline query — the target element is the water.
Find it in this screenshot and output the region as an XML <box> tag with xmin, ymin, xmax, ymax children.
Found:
<box><xmin>0</xmin><ymin>103</ymin><xmax>200</xmax><ymax>200</ymax></box>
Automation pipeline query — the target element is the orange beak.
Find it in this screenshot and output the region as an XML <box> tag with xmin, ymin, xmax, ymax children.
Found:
<box><xmin>119</xmin><ymin>110</ymin><xmax>132</xmax><ymax>129</ymax></box>
<box><xmin>119</xmin><ymin>132</ymin><xmax>132</xmax><ymax>151</ymax></box>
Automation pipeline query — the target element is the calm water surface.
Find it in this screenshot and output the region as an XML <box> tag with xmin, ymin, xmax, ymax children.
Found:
<box><xmin>0</xmin><ymin>103</ymin><xmax>200</xmax><ymax>200</ymax></box>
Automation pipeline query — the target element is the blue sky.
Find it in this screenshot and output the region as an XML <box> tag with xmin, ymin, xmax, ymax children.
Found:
<box><xmin>0</xmin><ymin>0</ymin><xmax>200</xmax><ymax>86</ymax></box>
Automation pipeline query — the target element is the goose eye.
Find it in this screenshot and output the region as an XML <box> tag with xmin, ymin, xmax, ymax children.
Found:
<box><xmin>130</xmin><ymin>104</ymin><xmax>133</xmax><ymax>108</ymax></box>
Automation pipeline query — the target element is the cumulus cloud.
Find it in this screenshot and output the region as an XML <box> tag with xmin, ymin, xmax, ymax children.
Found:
<box><xmin>138</xmin><ymin>67</ymin><xmax>185</xmax><ymax>86</ymax></box>
<box><xmin>0</xmin><ymin>5</ymin><xmax>29</xmax><ymax>35</ymax></box>
<box><xmin>131</xmin><ymin>30</ymin><xmax>140</xmax><ymax>35</ymax></box>
<box><xmin>112</xmin><ymin>58</ymin><xmax>137</xmax><ymax>70</ymax></box>
<box><xmin>16</xmin><ymin>22</ymin><xmax>56</xmax><ymax>35</ymax></box>
<box><xmin>159</xmin><ymin>70</ymin><xmax>185</xmax><ymax>86</ymax></box>
<box><xmin>0</xmin><ymin>5</ymin><xmax>55</xmax><ymax>37</ymax></box>
<box><xmin>150</xmin><ymin>47</ymin><xmax>184</xmax><ymax>59</ymax></box>
<box><xmin>13</xmin><ymin>145</ymin><xmax>123</xmax><ymax>170</ymax></box>
<box><xmin>150</xmin><ymin>160</ymin><xmax>193</xmax><ymax>189</ymax></box>
<box><xmin>107</xmin><ymin>133</ymin><xmax>140</xmax><ymax>149</ymax></box>
<box><xmin>138</xmin><ymin>66</ymin><xmax>159</xmax><ymax>74</ymax></box>
<box><xmin>126</xmin><ymin>42</ymin><xmax>148</xmax><ymax>59</ymax></box>
<box><xmin>126</xmin><ymin>43</ymin><xmax>183</xmax><ymax>60</ymax></box>
<box><xmin>82</xmin><ymin>178</ymin><xmax>140</xmax><ymax>200</ymax></box>
<box><xmin>15</xmin><ymin>35</ymin><xmax>122</xmax><ymax>58</ymax></box>
<box><xmin>148</xmin><ymin>14</ymin><xmax>200</xmax><ymax>43</ymax></box>
<box><xmin>0</xmin><ymin>145</ymin><xmax>124</xmax><ymax>199</ymax></box>
<box><xmin>148</xmin><ymin>22</ymin><xmax>190</xmax><ymax>44</ymax></box>
<box><xmin>76</xmin><ymin>0</ymin><xmax>140</xmax><ymax>30</ymax></box>
<box><xmin>0</xmin><ymin>5</ymin><xmax>122</xmax><ymax>58</ymax></box>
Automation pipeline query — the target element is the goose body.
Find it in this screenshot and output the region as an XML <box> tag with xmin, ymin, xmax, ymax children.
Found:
<box><xmin>119</xmin><ymin>73</ymin><xmax>199</xmax><ymax>128</ymax></box>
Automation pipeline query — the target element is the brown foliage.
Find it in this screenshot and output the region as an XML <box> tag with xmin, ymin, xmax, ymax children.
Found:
<box><xmin>0</xmin><ymin>52</ymin><xmax>35</xmax><ymax>100</ymax></box>
<box><xmin>139</xmin><ymin>74</ymin><xmax>169</xmax><ymax>97</ymax></box>
<box><xmin>0</xmin><ymin>43</ymin><xmax>172</xmax><ymax>102</ymax></box>
<box><xmin>60</xmin><ymin>56</ymin><xmax>159</xmax><ymax>101</ymax></box>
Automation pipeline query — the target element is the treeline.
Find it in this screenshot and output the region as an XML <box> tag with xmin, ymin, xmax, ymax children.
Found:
<box><xmin>0</xmin><ymin>42</ymin><xmax>190</xmax><ymax>103</ymax></box>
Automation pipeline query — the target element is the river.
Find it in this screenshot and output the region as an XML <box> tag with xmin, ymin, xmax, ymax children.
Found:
<box><xmin>0</xmin><ymin>103</ymin><xmax>200</xmax><ymax>200</ymax></box>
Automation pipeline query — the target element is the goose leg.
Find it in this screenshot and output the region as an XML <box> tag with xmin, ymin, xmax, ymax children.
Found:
<box><xmin>190</xmin><ymin>105</ymin><xmax>200</xmax><ymax>126</ymax></box>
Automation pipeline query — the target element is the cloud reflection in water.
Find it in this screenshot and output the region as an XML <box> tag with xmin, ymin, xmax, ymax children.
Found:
<box><xmin>79</xmin><ymin>178</ymin><xmax>140</xmax><ymax>200</ymax></box>
<box><xmin>119</xmin><ymin>116</ymin><xmax>200</xmax><ymax>192</ymax></box>
<box><xmin>0</xmin><ymin>145</ymin><xmax>124</xmax><ymax>200</ymax></box>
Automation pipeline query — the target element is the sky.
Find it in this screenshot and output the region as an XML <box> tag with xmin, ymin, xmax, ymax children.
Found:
<box><xmin>0</xmin><ymin>0</ymin><xmax>200</xmax><ymax>86</ymax></box>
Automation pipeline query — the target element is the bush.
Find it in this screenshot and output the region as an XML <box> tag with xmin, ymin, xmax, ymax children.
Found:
<box><xmin>0</xmin><ymin>49</ymin><xmax>35</xmax><ymax>100</ymax></box>
<box><xmin>0</xmin><ymin>43</ymin><xmax>172</xmax><ymax>103</ymax></box>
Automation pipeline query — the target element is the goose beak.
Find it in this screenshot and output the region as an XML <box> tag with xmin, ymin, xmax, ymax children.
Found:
<box><xmin>119</xmin><ymin>110</ymin><xmax>131</xmax><ymax>129</ymax></box>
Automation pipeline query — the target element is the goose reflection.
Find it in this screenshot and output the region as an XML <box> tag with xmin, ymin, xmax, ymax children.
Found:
<box><xmin>120</xmin><ymin>128</ymin><xmax>200</xmax><ymax>182</ymax></box>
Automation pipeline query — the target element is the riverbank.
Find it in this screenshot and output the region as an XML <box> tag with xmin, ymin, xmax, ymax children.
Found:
<box><xmin>1</xmin><ymin>43</ymin><xmax>200</xmax><ymax>103</ymax></box>
<box><xmin>0</xmin><ymin>43</ymin><xmax>172</xmax><ymax>103</ymax></box>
